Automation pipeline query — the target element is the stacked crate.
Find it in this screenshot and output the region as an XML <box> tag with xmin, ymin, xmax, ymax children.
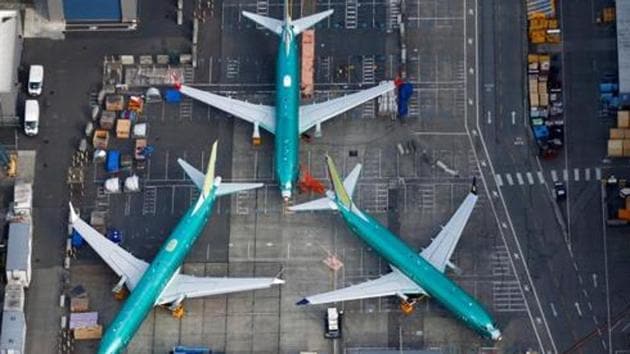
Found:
<box><xmin>608</xmin><ymin>111</ymin><xmax>630</xmax><ymax>157</ymax></box>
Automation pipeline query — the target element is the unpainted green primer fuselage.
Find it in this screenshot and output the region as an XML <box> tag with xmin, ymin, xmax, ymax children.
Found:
<box><xmin>336</xmin><ymin>202</ymin><xmax>499</xmax><ymax>340</ymax></box>
<box><xmin>97</xmin><ymin>192</ymin><xmax>217</xmax><ymax>354</ymax></box>
<box><xmin>274</xmin><ymin>25</ymin><xmax>300</xmax><ymax>199</ymax></box>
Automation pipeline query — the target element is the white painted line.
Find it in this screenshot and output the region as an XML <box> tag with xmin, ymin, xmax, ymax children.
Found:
<box><xmin>592</xmin><ymin>273</ymin><xmax>598</xmax><ymax>288</ymax></box>
<box><xmin>495</xmin><ymin>174</ymin><xmax>503</xmax><ymax>186</ymax></box>
<box><xmin>585</xmin><ymin>168</ymin><xmax>591</xmax><ymax>181</ymax></box>
<box><xmin>505</xmin><ymin>173</ymin><xmax>514</xmax><ymax>185</ymax></box>
<box><xmin>593</xmin><ymin>315</ymin><xmax>599</xmax><ymax>325</ymax></box>
<box><xmin>596</xmin><ymin>167</ymin><xmax>602</xmax><ymax>180</ymax></box>
<box><xmin>578</xmin><ymin>274</ymin><xmax>583</xmax><ymax>285</ymax></box>
<box><xmin>588</xmin><ymin>301</ymin><xmax>593</xmax><ymax>311</ymax></box>
<box><xmin>526</xmin><ymin>172</ymin><xmax>534</xmax><ymax>185</ymax></box>
<box><xmin>574</xmin><ymin>168</ymin><xmax>580</xmax><ymax>181</ymax></box>
<box><xmin>537</xmin><ymin>171</ymin><xmax>545</xmax><ymax>184</ymax></box>
<box><xmin>563</xmin><ymin>169</ymin><xmax>569</xmax><ymax>181</ymax></box>
<box><xmin>550</xmin><ymin>302</ymin><xmax>558</xmax><ymax>317</ymax></box>
<box><xmin>516</xmin><ymin>172</ymin><xmax>524</xmax><ymax>185</ymax></box>
<box><xmin>575</xmin><ymin>302</ymin><xmax>583</xmax><ymax>317</ymax></box>
<box><xmin>551</xmin><ymin>170</ymin><xmax>558</xmax><ymax>182</ymax></box>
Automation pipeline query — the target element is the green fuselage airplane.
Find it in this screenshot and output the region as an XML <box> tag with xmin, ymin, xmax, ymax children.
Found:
<box><xmin>291</xmin><ymin>156</ymin><xmax>502</xmax><ymax>341</ymax></box>
<box><xmin>70</xmin><ymin>142</ymin><xmax>283</xmax><ymax>354</ymax></box>
<box><xmin>179</xmin><ymin>2</ymin><xmax>395</xmax><ymax>201</ymax></box>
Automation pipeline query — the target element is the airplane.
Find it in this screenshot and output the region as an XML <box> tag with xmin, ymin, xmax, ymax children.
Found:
<box><xmin>70</xmin><ymin>141</ymin><xmax>284</xmax><ymax>354</ymax></box>
<box><xmin>289</xmin><ymin>156</ymin><xmax>502</xmax><ymax>341</ymax></box>
<box><xmin>177</xmin><ymin>1</ymin><xmax>396</xmax><ymax>201</ymax></box>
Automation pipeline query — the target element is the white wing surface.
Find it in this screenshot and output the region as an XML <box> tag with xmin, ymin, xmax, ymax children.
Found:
<box><xmin>297</xmin><ymin>270</ymin><xmax>424</xmax><ymax>305</ymax></box>
<box><xmin>420</xmin><ymin>191</ymin><xmax>478</xmax><ymax>272</ymax></box>
<box><xmin>177</xmin><ymin>158</ymin><xmax>263</xmax><ymax>196</ymax></box>
<box><xmin>179</xmin><ymin>85</ymin><xmax>276</xmax><ymax>134</ymax></box>
<box><xmin>298</xmin><ymin>81</ymin><xmax>396</xmax><ymax>133</ymax></box>
<box><xmin>158</xmin><ymin>275</ymin><xmax>283</xmax><ymax>304</ymax></box>
<box><xmin>70</xmin><ymin>206</ymin><xmax>148</xmax><ymax>291</ymax></box>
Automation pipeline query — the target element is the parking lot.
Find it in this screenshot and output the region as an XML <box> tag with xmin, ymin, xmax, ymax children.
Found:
<box><xmin>18</xmin><ymin>0</ymin><xmax>542</xmax><ymax>353</ymax></box>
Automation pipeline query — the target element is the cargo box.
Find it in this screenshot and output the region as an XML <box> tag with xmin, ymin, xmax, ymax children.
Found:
<box><xmin>539</xmin><ymin>93</ymin><xmax>549</xmax><ymax>107</ymax></box>
<box><xmin>618</xmin><ymin>111</ymin><xmax>630</xmax><ymax>128</ymax></box>
<box><xmin>105</xmin><ymin>95</ymin><xmax>124</xmax><ymax>111</ymax></box>
<box><xmin>618</xmin><ymin>208</ymin><xmax>630</xmax><ymax>220</ymax></box>
<box><xmin>100</xmin><ymin>111</ymin><xmax>116</xmax><ymax>130</ymax></box>
<box><xmin>116</xmin><ymin>119</ymin><xmax>131</xmax><ymax>139</ymax></box>
<box><xmin>74</xmin><ymin>325</ymin><xmax>103</xmax><ymax>340</ymax></box>
<box><xmin>623</xmin><ymin>140</ymin><xmax>630</xmax><ymax>156</ymax></box>
<box><xmin>610</xmin><ymin>128</ymin><xmax>625</xmax><ymax>139</ymax></box>
<box><xmin>608</xmin><ymin>139</ymin><xmax>623</xmax><ymax>157</ymax></box>
<box><xmin>529</xmin><ymin>94</ymin><xmax>539</xmax><ymax>107</ymax></box>
<box><xmin>70</xmin><ymin>297</ymin><xmax>89</xmax><ymax>313</ymax></box>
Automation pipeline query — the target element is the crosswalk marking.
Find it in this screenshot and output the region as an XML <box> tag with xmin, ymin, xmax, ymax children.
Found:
<box><xmin>495</xmin><ymin>174</ymin><xmax>503</xmax><ymax>186</ymax></box>
<box><xmin>526</xmin><ymin>172</ymin><xmax>534</xmax><ymax>185</ymax></box>
<box><xmin>495</xmin><ymin>167</ymin><xmax>603</xmax><ymax>189</ymax></box>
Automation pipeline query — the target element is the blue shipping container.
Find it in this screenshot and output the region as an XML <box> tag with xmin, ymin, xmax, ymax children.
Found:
<box><xmin>106</xmin><ymin>150</ymin><xmax>121</xmax><ymax>173</ymax></box>
<box><xmin>398</xmin><ymin>83</ymin><xmax>414</xmax><ymax>118</ymax></box>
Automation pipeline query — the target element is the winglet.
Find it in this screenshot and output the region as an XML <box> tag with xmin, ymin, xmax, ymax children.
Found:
<box><xmin>69</xmin><ymin>202</ymin><xmax>79</xmax><ymax>223</ymax></box>
<box><xmin>296</xmin><ymin>298</ymin><xmax>310</xmax><ymax>306</ymax></box>
<box><xmin>471</xmin><ymin>177</ymin><xmax>477</xmax><ymax>195</ymax></box>
<box><xmin>272</xmin><ymin>278</ymin><xmax>285</xmax><ymax>285</ymax></box>
<box><xmin>202</xmin><ymin>141</ymin><xmax>219</xmax><ymax>197</ymax></box>
<box><xmin>325</xmin><ymin>155</ymin><xmax>351</xmax><ymax>208</ymax></box>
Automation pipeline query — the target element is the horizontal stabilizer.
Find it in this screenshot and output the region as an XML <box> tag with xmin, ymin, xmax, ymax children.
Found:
<box><xmin>292</xmin><ymin>10</ymin><xmax>334</xmax><ymax>34</ymax></box>
<box><xmin>178</xmin><ymin>158</ymin><xmax>262</xmax><ymax>196</ymax></box>
<box><xmin>289</xmin><ymin>196</ymin><xmax>337</xmax><ymax>212</ymax></box>
<box><xmin>242</xmin><ymin>11</ymin><xmax>283</xmax><ymax>35</ymax></box>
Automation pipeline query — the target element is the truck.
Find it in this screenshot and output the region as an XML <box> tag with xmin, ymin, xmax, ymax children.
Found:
<box><xmin>324</xmin><ymin>307</ymin><xmax>342</xmax><ymax>339</ymax></box>
<box><xmin>6</xmin><ymin>223</ymin><xmax>32</xmax><ymax>288</ymax></box>
<box><xmin>301</xmin><ymin>30</ymin><xmax>315</xmax><ymax>98</ymax></box>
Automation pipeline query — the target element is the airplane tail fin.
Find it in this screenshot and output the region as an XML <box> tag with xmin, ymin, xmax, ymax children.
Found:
<box><xmin>325</xmin><ymin>155</ymin><xmax>352</xmax><ymax>209</ymax></box>
<box><xmin>178</xmin><ymin>147</ymin><xmax>263</xmax><ymax>197</ymax></box>
<box><xmin>201</xmin><ymin>141</ymin><xmax>219</xmax><ymax>198</ymax></box>
<box><xmin>291</xmin><ymin>10</ymin><xmax>334</xmax><ymax>34</ymax></box>
<box><xmin>289</xmin><ymin>162</ymin><xmax>361</xmax><ymax>212</ymax></box>
<box><xmin>241</xmin><ymin>8</ymin><xmax>333</xmax><ymax>36</ymax></box>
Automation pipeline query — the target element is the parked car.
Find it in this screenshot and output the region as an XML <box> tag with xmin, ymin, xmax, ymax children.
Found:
<box><xmin>554</xmin><ymin>181</ymin><xmax>566</xmax><ymax>201</ymax></box>
<box><xmin>28</xmin><ymin>65</ymin><xmax>44</xmax><ymax>96</ymax></box>
<box><xmin>324</xmin><ymin>307</ymin><xmax>342</xmax><ymax>339</ymax></box>
<box><xmin>23</xmin><ymin>100</ymin><xmax>39</xmax><ymax>136</ymax></box>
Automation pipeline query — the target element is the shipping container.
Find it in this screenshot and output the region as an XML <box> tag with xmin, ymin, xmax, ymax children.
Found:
<box><xmin>300</xmin><ymin>30</ymin><xmax>315</xmax><ymax>98</ymax></box>
<box><xmin>70</xmin><ymin>297</ymin><xmax>89</xmax><ymax>313</ymax></box>
<box><xmin>618</xmin><ymin>111</ymin><xmax>630</xmax><ymax>127</ymax></box>
<box><xmin>0</xmin><ymin>311</ymin><xmax>26</xmax><ymax>354</ymax></box>
<box><xmin>69</xmin><ymin>312</ymin><xmax>98</xmax><ymax>329</ymax></box>
<box><xmin>610</xmin><ymin>128</ymin><xmax>625</xmax><ymax>139</ymax></box>
<box><xmin>6</xmin><ymin>223</ymin><xmax>32</xmax><ymax>288</ymax></box>
<box><xmin>3</xmin><ymin>285</ymin><xmax>24</xmax><ymax>312</ymax></box>
<box><xmin>12</xmin><ymin>183</ymin><xmax>32</xmax><ymax>217</ymax></box>
<box><xmin>623</xmin><ymin>140</ymin><xmax>630</xmax><ymax>156</ymax></box>
<box><xmin>74</xmin><ymin>325</ymin><xmax>102</xmax><ymax>340</ymax></box>
<box><xmin>608</xmin><ymin>139</ymin><xmax>623</xmax><ymax>156</ymax></box>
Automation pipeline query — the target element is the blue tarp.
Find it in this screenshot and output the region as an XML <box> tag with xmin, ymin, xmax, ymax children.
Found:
<box><xmin>165</xmin><ymin>89</ymin><xmax>182</xmax><ymax>103</ymax></box>
<box><xmin>397</xmin><ymin>83</ymin><xmax>414</xmax><ymax>118</ymax></box>
<box><xmin>71</xmin><ymin>230</ymin><xmax>84</xmax><ymax>248</ymax></box>
<box><xmin>63</xmin><ymin>0</ymin><xmax>122</xmax><ymax>22</ymax></box>
<box><xmin>106</xmin><ymin>150</ymin><xmax>120</xmax><ymax>173</ymax></box>
<box><xmin>533</xmin><ymin>125</ymin><xmax>549</xmax><ymax>140</ymax></box>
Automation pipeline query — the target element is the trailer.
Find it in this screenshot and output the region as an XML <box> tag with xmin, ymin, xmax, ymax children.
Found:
<box><xmin>0</xmin><ymin>311</ymin><xmax>26</xmax><ymax>353</ymax></box>
<box><xmin>6</xmin><ymin>223</ymin><xmax>32</xmax><ymax>288</ymax></box>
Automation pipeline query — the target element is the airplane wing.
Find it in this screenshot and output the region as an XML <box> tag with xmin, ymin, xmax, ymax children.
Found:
<box><xmin>298</xmin><ymin>81</ymin><xmax>396</xmax><ymax>134</ymax></box>
<box><xmin>420</xmin><ymin>191</ymin><xmax>478</xmax><ymax>272</ymax></box>
<box><xmin>289</xmin><ymin>164</ymin><xmax>362</xmax><ymax>212</ymax></box>
<box><xmin>179</xmin><ymin>85</ymin><xmax>276</xmax><ymax>134</ymax></box>
<box><xmin>297</xmin><ymin>269</ymin><xmax>425</xmax><ymax>305</ymax></box>
<box><xmin>157</xmin><ymin>274</ymin><xmax>283</xmax><ymax>304</ymax></box>
<box><xmin>70</xmin><ymin>205</ymin><xmax>148</xmax><ymax>291</ymax></box>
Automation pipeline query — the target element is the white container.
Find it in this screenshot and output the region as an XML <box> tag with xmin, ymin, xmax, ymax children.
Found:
<box><xmin>5</xmin><ymin>223</ymin><xmax>32</xmax><ymax>288</ymax></box>
<box><xmin>0</xmin><ymin>311</ymin><xmax>26</xmax><ymax>354</ymax></box>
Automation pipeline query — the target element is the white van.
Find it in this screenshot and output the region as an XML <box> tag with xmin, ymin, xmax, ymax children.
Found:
<box><xmin>28</xmin><ymin>65</ymin><xmax>44</xmax><ymax>96</ymax></box>
<box><xmin>24</xmin><ymin>100</ymin><xmax>39</xmax><ymax>136</ymax></box>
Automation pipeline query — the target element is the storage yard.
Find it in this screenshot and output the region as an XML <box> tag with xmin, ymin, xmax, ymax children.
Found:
<box><xmin>0</xmin><ymin>0</ymin><xmax>628</xmax><ymax>353</ymax></box>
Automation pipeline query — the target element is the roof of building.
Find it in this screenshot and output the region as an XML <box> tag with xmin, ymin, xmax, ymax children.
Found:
<box><xmin>618</xmin><ymin>1</ymin><xmax>630</xmax><ymax>93</ymax></box>
<box><xmin>0</xmin><ymin>10</ymin><xmax>19</xmax><ymax>93</ymax></box>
